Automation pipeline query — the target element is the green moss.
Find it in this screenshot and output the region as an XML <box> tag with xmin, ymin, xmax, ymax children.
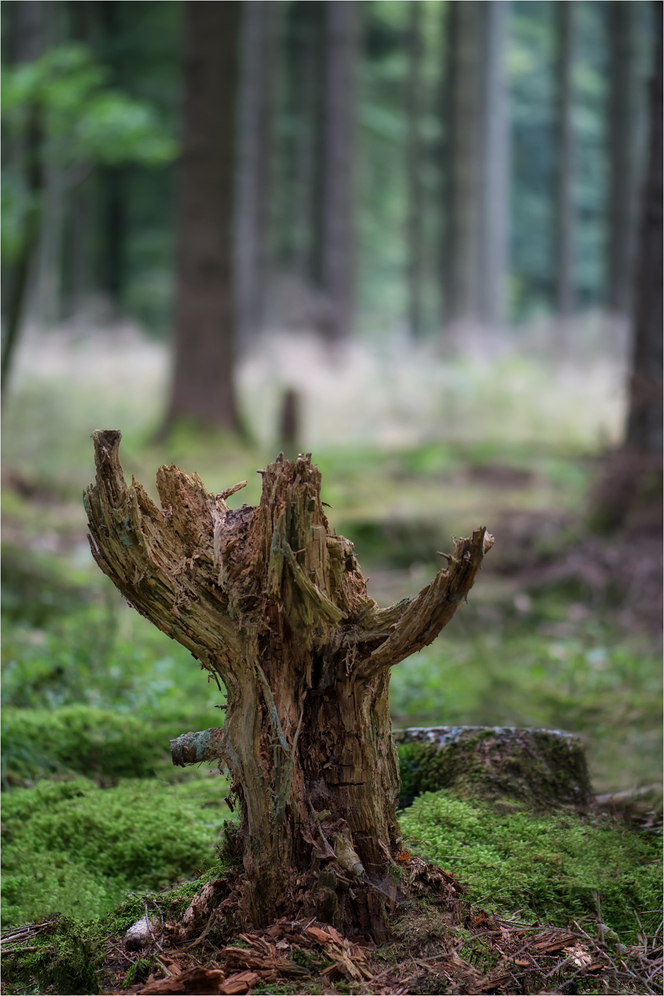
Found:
<box><xmin>1</xmin><ymin>704</ymin><xmax>228</xmax><ymax>787</ymax></box>
<box><xmin>1</xmin><ymin>705</ymin><xmax>168</xmax><ymax>784</ymax></box>
<box><xmin>2</xmin><ymin>916</ymin><xmax>101</xmax><ymax>995</ymax></box>
<box><xmin>399</xmin><ymin>790</ymin><xmax>662</xmax><ymax>944</ymax></box>
<box><xmin>397</xmin><ymin>728</ymin><xmax>592</xmax><ymax>811</ymax></box>
<box><xmin>123</xmin><ymin>957</ymin><xmax>155</xmax><ymax>989</ymax></box>
<box><xmin>1</xmin><ymin>776</ymin><xmax>233</xmax><ymax>927</ymax></box>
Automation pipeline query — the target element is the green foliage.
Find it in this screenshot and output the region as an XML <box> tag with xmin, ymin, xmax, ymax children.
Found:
<box><xmin>1</xmin><ymin>775</ymin><xmax>232</xmax><ymax>927</ymax></box>
<box><xmin>1</xmin><ymin>42</ymin><xmax>176</xmax><ymax>263</ymax></box>
<box><xmin>400</xmin><ymin>790</ymin><xmax>662</xmax><ymax>944</ymax></box>
<box><xmin>1</xmin><ymin>547</ymin><xmax>223</xmax><ymax>718</ymax></box>
<box><xmin>2</xmin><ymin>43</ymin><xmax>176</xmax><ymax>167</ymax></box>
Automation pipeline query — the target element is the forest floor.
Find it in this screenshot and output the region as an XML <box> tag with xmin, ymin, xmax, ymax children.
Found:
<box><xmin>1</xmin><ymin>325</ymin><xmax>662</xmax><ymax>994</ymax></box>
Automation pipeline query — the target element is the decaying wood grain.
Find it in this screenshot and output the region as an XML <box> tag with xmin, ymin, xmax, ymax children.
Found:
<box><xmin>85</xmin><ymin>430</ymin><xmax>492</xmax><ymax>932</ymax></box>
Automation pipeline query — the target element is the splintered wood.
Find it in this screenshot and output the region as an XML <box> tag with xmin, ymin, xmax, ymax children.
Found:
<box><xmin>129</xmin><ymin>918</ymin><xmax>377</xmax><ymax>995</ymax></box>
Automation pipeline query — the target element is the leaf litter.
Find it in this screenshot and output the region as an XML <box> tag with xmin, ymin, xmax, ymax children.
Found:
<box><xmin>75</xmin><ymin>856</ymin><xmax>663</xmax><ymax>996</ymax></box>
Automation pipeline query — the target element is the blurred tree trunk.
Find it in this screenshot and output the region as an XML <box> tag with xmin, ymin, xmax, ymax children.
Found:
<box><xmin>553</xmin><ymin>1</ymin><xmax>575</xmax><ymax>333</ymax></box>
<box><xmin>60</xmin><ymin>0</ymin><xmax>97</xmax><ymax>321</ymax></box>
<box><xmin>591</xmin><ymin>2</ymin><xmax>662</xmax><ymax>532</ymax></box>
<box><xmin>441</xmin><ymin>1</ymin><xmax>509</xmax><ymax>336</ymax></box>
<box><xmin>442</xmin><ymin>0</ymin><xmax>481</xmax><ymax>329</ymax></box>
<box><xmin>292</xmin><ymin>2</ymin><xmax>324</xmax><ymax>286</ymax></box>
<box><xmin>405</xmin><ymin>0</ymin><xmax>425</xmax><ymax>340</ymax></box>
<box><xmin>32</xmin><ymin>2</ymin><xmax>66</xmax><ymax>329</ymax></box>
<box><xmin>625</xmin><ymin>1</ymin><xmax>662</xmax><ymax>456</ymax></box>
<box><xmin>316</xmin><ymin>0</ymin><xmax>356</xmax><ymax>343</ymax></box>
<box><xmin>478</xmin><ymin>0</ymin><xmax>509</xmax><ymax>329</ymax></box>
<box><xmin>1</xmin><ymin>0</ymin><xmax>45</xmax><ymax>393</ymax></box>
<box><xmin>235</xmin><ymin>0</ymin><xmax>275</xmax><ymax>351</ymax></box>
<box><xmin>606</xmin><ymin>1</ymin><xmax>640</xmax><ymax>318</ymax></box>
<box><xmin>164</xmin><ymin>0</ymin><xmax>241</xmax><ymax>434</ymax></box>
<box><xmin>97</xmin><ymin>0</ymin><xmax>128</xmax><ymax>315</ymax></box>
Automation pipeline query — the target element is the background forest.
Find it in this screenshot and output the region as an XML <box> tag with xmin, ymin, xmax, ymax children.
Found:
<box><xmin>1</xmin><ymin>0</ymin><xmax>662</xmax><ymax>966</ymax></box>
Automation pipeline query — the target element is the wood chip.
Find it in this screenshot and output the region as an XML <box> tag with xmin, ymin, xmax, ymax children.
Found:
<box><xmin>138</xmin><ymin>966</ymin><xmax>226</xmax><ymax>994</ymax></box>
<box><xmin>305</xmin><ymin>926</ymin><xmax>333</xmax><ymax>945</ymax></box>
<box><xmin>219</xmin><ymin>970</ymin><xmax>259</xmax><ymax>994</ymax></box>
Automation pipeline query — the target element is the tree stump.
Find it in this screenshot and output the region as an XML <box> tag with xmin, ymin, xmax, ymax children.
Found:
<box><xmin>84</xmin><ymin>431</ymin><xmax>493</xmax><ymax>934</ymax></box>
<box><xmin>395</xmin><ymin>726</ymin><xmax>592</xmax><ymax>811</ymax></box>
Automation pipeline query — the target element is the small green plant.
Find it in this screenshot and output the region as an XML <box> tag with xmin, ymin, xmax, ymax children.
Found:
<box><xmin>123</xmin><ymin>957</ymin><xmax>155</xmax><ymax>989</ymax></box>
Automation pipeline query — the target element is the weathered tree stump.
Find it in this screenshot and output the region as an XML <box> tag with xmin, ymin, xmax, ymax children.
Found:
<box><xmin>395</xmin><ymin>726</ymin><xmax>592</xmax><ymax>811</ymax></box>
<box><xmin>84</xmin><ymin>431</ymin><xmax>493</xmax><ymax>934</ymax></box>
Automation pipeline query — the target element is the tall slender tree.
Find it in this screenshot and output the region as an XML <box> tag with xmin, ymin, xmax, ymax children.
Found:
<box><xmin>606</xmin><ymin>1</ymin><xmax>640</xmax><ymax>318</ymax></box>
<box><xmin>553</xmin><ymin>1</ymin><xmax>575</xmax><ymax>329</ymax></box>
<box><xmin>235</xmin><ymin>0</ymin><xmax>276</xmax><ymax>351</ymax></box>
<box><xmin>625</xmin><ymin>1</ymin><xmax>662</xmax><ymax>456</ymax></box>
<box><xmin>405</xmin><ymin>0</ymin><xmax>425</xmax><ymax>339</ymax></box>
<box><xmin>164</xmin><ymin>1</ymin><xmax>241</xmax><ymax>434</ymax></box>
<box><xmin>441</xmin><ymin>1</ymin><xmax>509</xmax><ymax>336</ymax></box>
<box><xmin>1</xmin><ymin>0</ymin><xmax>45</xmax><ymax>392</ymax></box>
<box><xmin>591</xmin><ymin>1</ymin><xmax>662</xmax><ymax>532</ymax></box>
<box><xmin>478</xmin><ymin>0</ymin><xmax>510</xmax><ymax>329</ymax></box>
<box><xmin>317</xmin><ymin>0</ymin><xmax>356</xmax><ymax>343</ymax></box>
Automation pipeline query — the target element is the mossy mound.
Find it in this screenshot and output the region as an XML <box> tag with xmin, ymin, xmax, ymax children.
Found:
<box><xmin>400</xmin><ymin>789</ymin><xmax>662</xmax><ymax>945</ymax></box>
<box><xmin>1</xmin><ymin>775</ymin><xmax>234</xmax><ymax>927</ymax></box>
<box><xmin>396</xmin><ymin>726</ymin><xmax>592</xmax><ymax>810</ymax></box>
<box><xmin>1</xmin><ymin>705</ymin><xmax>220</xmax><ymax>786</ymax></box>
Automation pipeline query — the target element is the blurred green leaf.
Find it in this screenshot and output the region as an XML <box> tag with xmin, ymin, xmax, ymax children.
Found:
<box><xmin>1</xmin><ymin>42</ymin><xmax>177</xmax><ymax>170</ymax></box>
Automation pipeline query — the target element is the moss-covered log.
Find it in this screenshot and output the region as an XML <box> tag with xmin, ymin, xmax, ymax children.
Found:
<box><xmin>84</xmin><ymin>430</ymin><xmax>493</xmax><ymax>933</ymax></box>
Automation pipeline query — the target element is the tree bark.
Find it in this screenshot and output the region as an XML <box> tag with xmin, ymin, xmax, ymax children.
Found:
<box><xmin>1</xmin><ymin>0</ymin><xmax>45</xmax><ymax>395</ymax></box>
<box><xmin>405</xmin><ymin>0</ymin><xmax>425</xmax><ymax>340</ymax></box>
<box><xmin>317</xmin><ymin>0</ymin><xmax>356</xmax><ymax>343</ymax></box>
<box><xmin>606</xmin><ymin>1</ymin><xmax>640</xmax><ymax>318</ymax></box>
<box><xmin>477</xmin><ymin>0</ymin><xmax>509</xmax><ymax>329</ymax></box>
<box><xmin>84</xmin><ymin>431</ymin><xmax>492</xmax><ymax>933</ymax></box>
<box><xmin>625</xmin><ymin>0</ymin><xmax>662</xmax><ymax>455</ymax></box>
<box><xmin>441</xmin><ymin>1</ymin><xmax>509</xmax><ymax>336</ymax></box>
<box><xmin>553</xmin><ymin>1</ymin><xmax>575</xmax><ymax>333</ymax></box>
<box><xmin>164</xmin><ymin>0</ymin><xmax>241</xmax><ymax>433</ymax></box>
<box><xmin>235</xmin><ymin>0</ymin><xmax>276</xmax><ymax>352</ymax></box>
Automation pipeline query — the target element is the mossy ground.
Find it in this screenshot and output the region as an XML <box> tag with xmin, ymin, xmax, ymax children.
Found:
<box><xmin>1</xmin><ymin>772</ymin><xmax>234</xmax><ymax>926</ymax></box>
<box><xmin>399</xmin><ymin>791</ymin><xmax>662</xmax><ymax>946</ymax></box>
<box><xmin>2</xmin><ymin>347</ymin><xmax>661</xmax><ymax>992</ymax></box>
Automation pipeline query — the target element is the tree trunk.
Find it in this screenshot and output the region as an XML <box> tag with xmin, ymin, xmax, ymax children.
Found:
<box><xmin>405</xmin><ymin>0</ymin><xmax>425</xmax><ymax>340</ymax></box>
<box><xmin>164</xmin><ymin>0</ymin><xmax>241</xmax><ymax>433</ymax></box>
<box><xmin>1</xmin><ymin>0</ymin><xmax>45</xmax><ymax>394</ymax></box>
<box><xmin>291</xmin><ymin>2</ymin><xmax>323</xmax><ymax>286</ymax></box>
<box><xmin>606</xmin><ymin>1</ymin><xmax>640</xmax><ymax>318</ymax></box>
<box><xmin>235</xmin><ymin>0</ymin><xmax>275</xmax><ymax>352</ymax></box>
<box><xmin>625</xmin><ymin>0</ymin><xmax>662</xmax><ymax>456</ymax></box>
<box><xmin>441</xmin><ymin>1</ymin><xmax>509</xmax><ymax>336</ymax></box>
<box><xmin>317</xmin><ymin>0</ymin><xmax>356</xmax><ymax>343</ymax></box>
<box><xmin>477</xmin><ymin>0</ymin><xmax>509</xmax><ymax>329</ymax></box>
<box><xmin>442</xmin><ymin>0</ymin><xmax>482</xmax><ymax>330</ymax></box>
<box><xmin>84</xmin><ymin>431</ymin><xmax>492</xmax><ymax>933</ymax></box>
<box><xmin>553</xmin><ymin>1</ymin><xmax>575</xmax><ymax>335</ymax></box>
<box><xmin>589</xmin><ymin>6</ymin><xmax>662</xmax><ymax>532</ymax></box>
